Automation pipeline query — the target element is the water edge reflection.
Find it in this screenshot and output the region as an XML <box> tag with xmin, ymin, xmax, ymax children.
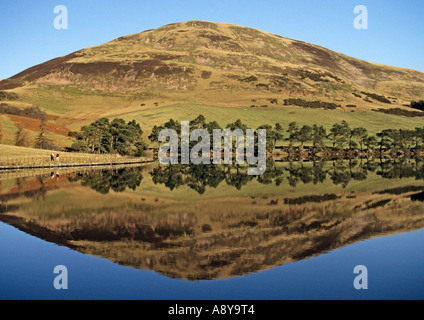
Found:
<box><xmin>1</xmin><ymin>159</ymin><xmax>424</xmax><ymax>281</ymax></box>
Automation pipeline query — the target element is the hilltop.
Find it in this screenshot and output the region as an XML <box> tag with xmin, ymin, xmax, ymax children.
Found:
<box><xmin>1</xmin><ymin>20</ymin><xmax>424</xmax><ymax>148</ymax></box>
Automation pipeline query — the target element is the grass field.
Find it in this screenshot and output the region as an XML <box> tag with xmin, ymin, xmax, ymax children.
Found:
<box><xmin>3</xmin><ymin>101</ymin><xmax>424</xmax><ymax>152</ymax></box>
<box><xmin>0</xmin><ymin>144</ymin><xmax>152</xmax><ymax>167</ymax></box>
<box><xmin>0</xmin><ymin>144</ymin><xmax>57</xmax><ymax>157</ymax></box>
<box><xmin>115</xmin><ymin>103</ymin><xmax>424</xmax><ymax>139</ymax></box>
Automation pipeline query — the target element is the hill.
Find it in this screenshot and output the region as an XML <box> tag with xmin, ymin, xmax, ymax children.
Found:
<box><xmin>1</xmin><ymin>20</ymin><xmax>424</xmax><ymax>148</ymax></box>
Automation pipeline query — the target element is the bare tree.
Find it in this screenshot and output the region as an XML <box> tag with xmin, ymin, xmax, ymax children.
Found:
<box><xmin>15</xmin><ymin>124</ymin><xmax>29</xmax><ymax>147</ymax></box>
<box><xmin>34</xmin><ymin>117</ymin><xmax>56</xmax><ymax>150</ymax></box>
<box><xmin>0</xmin><ymin>119</ymin><xmax>3</xmax><ymax>144</ymax></box>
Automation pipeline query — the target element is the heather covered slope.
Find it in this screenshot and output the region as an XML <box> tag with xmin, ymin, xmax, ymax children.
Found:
<box><xmin>3</xmin><ymin>21</ymin><xmax>424</xmax><ymax>100</ymax></box>
<box><xmin>1</xmin><ymin>21</ymin><xmax>424</xmax><ymax>147</ymax></box>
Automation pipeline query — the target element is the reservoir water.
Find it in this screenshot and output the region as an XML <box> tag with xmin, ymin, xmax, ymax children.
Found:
<box><xmin>1</xmin><ymin>159</ymin><xmax>424</xmax><ymax>300</ymax></box>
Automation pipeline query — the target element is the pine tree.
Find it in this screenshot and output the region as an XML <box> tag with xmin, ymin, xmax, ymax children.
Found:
<box><xmin>189</xmin><ymin>115</ymin><xmax>206</xmax><ymax>129</ymax></box>
<box><xmin>377</xmin><ymin>129</ymin><xmax>394</xmax><ymax>152</ymax></box>
<box><xmin>297</xmin><ymin>125</ymin><xmax>312</xmax><ymax>151</ymax></box>
<box><xmin>351</xmin><ymin>127</ymin><xmax>367</xmax><ymax>151</ymax></box>
<box><xmin>127</xmin><ymin>119</ymin><xmax>146</xmax><ymax>156</ymax></box>
<box><xmin>312</xmin><ymin>124</ymin><xmax>327</xmax><ymax>150</ymax></box>
<box><xmin>287</xmin><ymin>122</ymin><xmax>299</xmax><ymax>150</ymax></box>
<box><xmin>148</xmin><ymin>125</ymin><xmax>165</xmax><ymax>149</ymax></box>
<box><xmin>109</xmin><ymin>118</ymin><xmax>129</xmax><ymax>155</ymax></box>
<box><xmin>273</xmin><ymin>123</ymin><xmax>284</xmax><ymax>150</ymax></box>
<box><xmin>364</xmin><ymin>136</ymin><xmax>377</xmax><ymax>152</ymax></box>
<box><xmin>414</xmin><ymin>127</ymin><xmax>424</xmax><ymax>149</ymax></box>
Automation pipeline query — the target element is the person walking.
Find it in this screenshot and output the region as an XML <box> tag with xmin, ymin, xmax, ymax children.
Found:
<box><xmin>51</xmin><ymin>153</ymin><xmax>55</xmax><ymax>162</ymax></box>
<box><xmin>56</xmin><ymin>153</ymin><xmax>60</xmax><ymax>162</ymax></box>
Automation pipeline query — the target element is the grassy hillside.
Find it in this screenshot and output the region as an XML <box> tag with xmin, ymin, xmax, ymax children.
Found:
<box><xmin>1</xmin><ymin>21</ymin><xmax>424</xmax><ymax>151</ymax></box>
<box><xmin>0</xmin><ymin>144</ymin><xmax>59</xmax><ymax>157</ymax></box>
<box><xmin>117</xmin><ymin>103</ymin><xmax>424</xmax><ymax>138</ymax></box>
<box><xmin>0</xmin><ymin>144</ymin><xmax>152</xmax><ymax>168</ymax></box>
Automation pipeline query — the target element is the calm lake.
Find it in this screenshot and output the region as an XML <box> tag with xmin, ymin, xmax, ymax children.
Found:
<box><xmin>1</xmin><ymin>159</ymin><xmax>424</xmax><ymax>300</ymax></box>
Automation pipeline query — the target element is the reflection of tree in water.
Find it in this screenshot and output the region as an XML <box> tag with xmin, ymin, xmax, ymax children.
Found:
<box><xmin>224</xmin><ymin>165</ymin><xmax>254</xmax><ymax>190</ymax></box>
<box><xmin>257</xmin><ymin>160</ymin><xmax>285</xmax><ymax>186</ymax></box>
<box><xmin>186</xmin><ymin>164</ymin><xmax>227</xmax><ymax>193</ymax></box>
<box><xmin>151</xmin><ymin>164</ymin><xmax>227</xmax><ymax>194</ymax></box>
<box><xmin>16</xmin><ymin>177</ymin><xmax>47</xmax><ymax>200</ymax></box>
<box><xmin>69</xmin><ymin>167</ymin><xmax>144</xmax><ymax>194</ymax></box>
<box><xmin>151</xmin><ymin>161</ymin><xmax>287</xmax><ymax>193</ymax></box>
<box><xmin>329</xmin><ymin>160</ymin><xmax>352</xmax><ymax>188</ymax></box>
<box><xmin>312</xmin><ymin>161</ymin><xmax>327</xmax><ymax>185</ymax></box>
<box><xmin>362</xmin><ymin>160</ymin><xmax>379</xmax><ymax>172</ymax></box>
<box><xmin>377</xmin><ymin>158</ymin><xmax>424</xmax><ymax>180</ymax></box>
<box><xmin>0</xmin><ymin>177</ymin><xmax>48</xmax><ymax>205</ymax></box>
<box><xmin>150</xmin><ymin>159</ymin><xmax>424</xmax><ymax>193</ymax></box>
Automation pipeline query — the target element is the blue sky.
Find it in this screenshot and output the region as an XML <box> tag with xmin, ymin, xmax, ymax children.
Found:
<box><xmin>0</xmin><ymin>0</ymin><xmax>423</xmax><ymax>80</ymax></box>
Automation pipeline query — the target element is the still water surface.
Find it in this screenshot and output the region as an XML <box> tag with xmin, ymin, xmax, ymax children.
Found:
<box><xmin>1</xmin><ymin>160</ymin><xmax>424</xmax><ymax>299</ymax></box>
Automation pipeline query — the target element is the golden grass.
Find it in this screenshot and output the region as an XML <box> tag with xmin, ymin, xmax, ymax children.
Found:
<box><xmin>2</xmin><ymin>21</ymin><xmax>424</xmax><ymax>153</ymax></box>
<box><xmin>0</xmin><ymin>144</ymin><xmax>152</xmax><ymax>167</ymax></box>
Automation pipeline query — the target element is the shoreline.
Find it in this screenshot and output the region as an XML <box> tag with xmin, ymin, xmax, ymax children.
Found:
<box><xmin>1</xmin><ymin>148</ymin><xmax>423</xmax><ymax>171</ymax></box>
<box><xmin>0</xmin><ymin>158</ymin><xmax>154</xmax><ymax>171</ymax></box>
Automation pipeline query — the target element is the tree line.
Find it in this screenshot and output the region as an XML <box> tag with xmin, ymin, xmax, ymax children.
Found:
<box><xmin>273</xmin><ymin>120</ymin><xmax>424</xmax><ymax>153</ymax></box>
<box><xmin>69</xmin><ymin>167</ymin><xmax>144</xmax><ymax>194</ymax></box>
<box><xmin>148</xmin><ymin>115</ymin><xmax>424</xmax><ymax>155</ymax></box>
<box><xmin>281</xmin><ymin>121</ymin><xmax>424</xmax><ymax>154</ymax></box>
<box><xmin>148</xmin><ymin>115</ymin><xmax>284</xmax><ymax>153</ymax></box>
<box><xmin>68</xmin><ymin>118</ymin><xmax>147</xmax><ymax>156</ymax></box>
<box><xmin>2</xmin><ymin>111</ymin><xmax>424</xmax><ymax>158</ymax></box>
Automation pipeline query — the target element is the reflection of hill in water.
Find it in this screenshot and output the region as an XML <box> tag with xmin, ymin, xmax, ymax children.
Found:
<box><xmin>2</xmin><ymin>191</ymin><xmax>424</xmax><ymax>280</ymax></box>
<box><xmin>1</xmin><ymin>161</ymin><xmax>424</xmax><ymax>280</ymax></box>
<box><xmin>69</xmin><ymin>197</ymin><xmax>424</xmax><ymax>281</ymax></box>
